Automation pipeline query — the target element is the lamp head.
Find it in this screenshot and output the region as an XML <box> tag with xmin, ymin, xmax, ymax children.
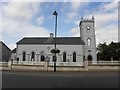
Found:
<box><xmin>53</xmin><ymin>11</ymin><xmax>58</xmax><ymax>16</ymax></box>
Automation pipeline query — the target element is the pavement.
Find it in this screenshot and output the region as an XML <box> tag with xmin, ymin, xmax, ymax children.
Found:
<box><xmin>1</xmin><ymin>71</ymin><xmax>119</xmax><ymax>88</ymax></box>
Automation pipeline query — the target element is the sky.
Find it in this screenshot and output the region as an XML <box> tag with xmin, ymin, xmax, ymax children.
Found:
<box><xmin>0</xmin><ymin>0</ymin><xmax>119</xmax><ymax>50</ymax></box>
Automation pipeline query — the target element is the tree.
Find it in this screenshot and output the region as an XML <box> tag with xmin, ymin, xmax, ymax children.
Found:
<box><xmin>97</xmin><ymin>42</ymin><xmax>110</xmax><ymax>60</ymax></box>
<box><xmin>97</xmin><ymin>42</ymin><xmax>120</xmax><ymax>61</ymax></box>
<box><xmin>108</xmin><ymin>42</ymin><xmax>120</xmax><ymax>60</ymax></box>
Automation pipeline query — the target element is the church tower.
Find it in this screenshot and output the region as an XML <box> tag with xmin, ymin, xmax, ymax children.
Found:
<box><xmin>79</xmin><ymin>16</ymin><xmax>97</xmax><ymax>63</ymax></box>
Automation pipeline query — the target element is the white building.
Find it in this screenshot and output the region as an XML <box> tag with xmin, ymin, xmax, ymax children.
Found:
<box><xmin>12</xmin><ymin>17</ymin><xmax>97</xmax><ymax>65</ymax></box>
<box><xmin>0</xmin><ymin>41</ymin><xmax>11</xmax><ymax>62</ymax></box>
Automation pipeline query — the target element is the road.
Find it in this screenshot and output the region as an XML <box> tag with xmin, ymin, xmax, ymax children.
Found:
<box><xmin>1</xmin><ymin>71</ymin><xmax>119</xmax><ymax>88</ymax></box>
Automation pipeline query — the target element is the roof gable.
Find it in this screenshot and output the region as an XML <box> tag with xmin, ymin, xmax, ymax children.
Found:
<box><xmin>0</xmin><ymin>41</ymin><xmax>11</xmax><ymax>51</ymax></box>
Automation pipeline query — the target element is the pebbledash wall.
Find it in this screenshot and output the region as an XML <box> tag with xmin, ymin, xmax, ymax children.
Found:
<box><xmin>16</xmin><ymin>44</ymin><xmax>84</xmax><ymax>63</ymax></box>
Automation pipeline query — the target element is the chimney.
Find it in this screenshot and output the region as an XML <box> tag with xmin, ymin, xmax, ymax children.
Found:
<box><xmin>50</xmin><ymin>33</ymin><xmax>54</xmax><ymax>38</ymax></box>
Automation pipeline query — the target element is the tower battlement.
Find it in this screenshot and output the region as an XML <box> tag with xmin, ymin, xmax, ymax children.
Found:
<box><xmin>81</xmin><ymin>16</ymin><xmax>94</xmax><ymax>21</ymax></box>
<box><xmin>79</xmin><ymin>16</ymin><xmax>94</xmax><ymax>26</ymax></box>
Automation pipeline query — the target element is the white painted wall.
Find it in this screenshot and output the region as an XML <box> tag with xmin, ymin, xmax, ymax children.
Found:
<box><xmin>11</xmin><ymin>53</ymin><xmax>16</xmax><ymax>60</ymax></box>
<box><xmin>16</xmin><ymin>44</ymin><xmax>84</xmax><ymax>63</ymax></box>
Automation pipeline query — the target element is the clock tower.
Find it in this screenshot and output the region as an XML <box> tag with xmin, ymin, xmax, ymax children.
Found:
<box><xmin>79</xmin><ymin>16</ymin><xmax>97</xmax><ymax>64</ymax></box>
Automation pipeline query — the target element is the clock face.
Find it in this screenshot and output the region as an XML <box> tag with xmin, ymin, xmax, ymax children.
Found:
<box><xmin>86</xmin><ymin>25</ymin><xmax>91</xmax><ymax>30</ymax></box>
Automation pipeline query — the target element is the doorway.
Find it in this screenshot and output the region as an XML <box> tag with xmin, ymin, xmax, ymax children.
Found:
<box><xmin>87</xmin><ymin>55</ymin><xmax>92</xmax><ymax>62</ymax></box>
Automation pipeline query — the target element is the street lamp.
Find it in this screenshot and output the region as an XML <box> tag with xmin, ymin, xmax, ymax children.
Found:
<box><xmin>53</xmin><ymin>11</ymin><xmax>58</xmax><ymax>72</ymax></box>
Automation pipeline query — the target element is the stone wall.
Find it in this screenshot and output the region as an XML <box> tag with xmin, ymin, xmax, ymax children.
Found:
<box><xmin>0</xmin><ymin>61</ymin><xmax>119</xmax><ymax>72</ymax></box>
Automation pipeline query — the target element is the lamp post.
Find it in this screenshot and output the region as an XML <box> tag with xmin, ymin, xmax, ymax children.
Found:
<box><xmin>53</xmin><ymin>11</ymin><xmax>58</xmax><ymax>72</ymax></box>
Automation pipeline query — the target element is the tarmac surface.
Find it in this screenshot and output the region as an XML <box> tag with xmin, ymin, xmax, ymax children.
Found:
<box><xmin>1</xmin><ymin>71</ymin><xmax>119</xmax><ymax>88</ymax></box>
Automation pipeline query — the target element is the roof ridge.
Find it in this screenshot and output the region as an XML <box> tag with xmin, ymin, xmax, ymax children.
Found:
<box><xmin>16</xmin><ymin>37</ymin><xmax>84</xmax><ymax>45</ymax></box>
<box><xmin>23</xmin><ymin>37</ymin><xmax>81</xmax><ymax>38</ymax></box>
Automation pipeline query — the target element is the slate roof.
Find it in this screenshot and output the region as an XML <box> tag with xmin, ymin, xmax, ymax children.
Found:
<box><xmin>0</xmin><ymin>41</ymin><xmax>11</xmax><ymax>51</ymax></box>
<box><xmin>16</xmin><ymin>37</ymin><xmax>85</xmax><ymax>45</ymax></box>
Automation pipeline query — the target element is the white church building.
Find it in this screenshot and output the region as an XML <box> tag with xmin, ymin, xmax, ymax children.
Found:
<box><xmin>12</xmin><ymin>16</ymin><xmax>97</xmax><ymax>66</ymax></box>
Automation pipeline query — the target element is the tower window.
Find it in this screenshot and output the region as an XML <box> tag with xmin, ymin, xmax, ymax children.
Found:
<box><xmin>87</xmin><ymin>38</ymin><xmax>91</xmax><ymax>46</ymax></box>
<box><xmin>87</xmin><ymin>29</ymin><xmax>90</xmax><ymax>33</ymax></box>
<box><xmin>88</xmin><ymin>50</ymin><xmax>91</xmax><ymax>52</ymax></box>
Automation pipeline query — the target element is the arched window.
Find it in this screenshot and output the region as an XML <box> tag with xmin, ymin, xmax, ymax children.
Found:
<box><xmin>22</xmin><ymin>51</ymin><xmax>26</xmax><ymax>61</ymax></box>
<box><xmin>31</xmin><ymin>51</ymin><xmax>35</xmax><ymax>61</ymax></box>
<box><xmin>40</xmin><ymin>51</ymin><xmax>45</xmax><ymax>61</ymax></box>
<box><xmin>63</xmin><ymin>52</ymin><xmax>66</xmax><ymax>62</ymax></box>
<box><xmin>87</xmin><ymin>38</ymin><xmax>91</xmax><ymax>46</ymax></box>
<box><xmin>41</xmin><ymin>55</ymin><xmax>45</xmax><ymax>61</ymax></box>
<box><xmin>73</xmin><ymin>52</ymin><xmax>76</xmax><ymax>62</ymax></box>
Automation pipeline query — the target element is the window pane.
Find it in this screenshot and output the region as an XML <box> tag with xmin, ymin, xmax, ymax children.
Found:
<box><xmin>63</xmin><ymin>52</ymin><xmax>66</xmax><ymax>62</ymax></box>
<box><xmin>32</xmin><ymin>52</ymin><xmax>34</xmax><ymax>58</ymax></box>
<box><xmin>41</xmin><ymin>55</ymin><xmax>45</xmax><ymax>61</ymax></box>
<box><xmin>23</xmin><ymin>52</ymin><xmax>26</xmax><ymax>61</ymax></box>
<box><xmin>31</xmin><ymin>52</ymin><xmax>35</xmax><ymax>61</ymax></box>
<box><xmin>87</xmin><ymin>39</ymin><xmax>91</xmax><ymax>46</ymax></box>
<box><xmin>73</xmin><ymin>52</ymin><xmax>76</xmax><ymax>62</ymax></box>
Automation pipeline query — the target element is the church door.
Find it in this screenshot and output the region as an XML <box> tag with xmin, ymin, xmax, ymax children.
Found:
<box><xmin>87</xmin><ymin>55</ymin><xmax>92</xmax><ymax>62</ymax></box>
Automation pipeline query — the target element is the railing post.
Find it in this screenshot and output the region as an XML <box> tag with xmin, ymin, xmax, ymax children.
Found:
<box><xmin>44</xmin><ymin>56</ymin><xmax>49</xmax><ymax>72</ymax></box>
<box><xmin>111</xmin><ymin>57</ymin><xmax>113</xmax><ymax>63</ymax></box>
<box><xmin>8</xmin><ymin>59</ymin><xmax>12</xmax><ymax>70</ymax></box>
<box><xmin>44</xmin><ymin>61</ymin><xmax>48</xmax><ymax>72</ymax></box>
<box><xmin>84</xmin><ymin>58</ymin><xmax>88</xmax><ymax>71</ymax></box>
